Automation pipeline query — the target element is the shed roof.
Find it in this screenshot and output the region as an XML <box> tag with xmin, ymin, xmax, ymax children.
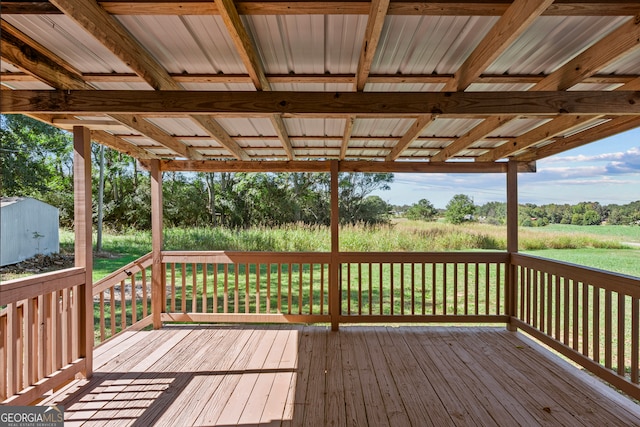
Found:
<box><xmin>1</xmin><ymin>1</ymin><xmax>640</xmax><ymax>172</ymax></box>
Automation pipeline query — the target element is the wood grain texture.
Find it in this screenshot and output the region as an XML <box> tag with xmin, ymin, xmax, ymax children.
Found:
<box><xmin>5</xmin><ymin>90</ymin><xmax>639</xmax><ymax>115</ymax></box>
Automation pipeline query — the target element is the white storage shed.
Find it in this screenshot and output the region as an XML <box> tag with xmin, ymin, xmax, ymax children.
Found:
<box><xmin>0</xmin><ymin>197</ymin><xmax>60</xmax><ymax>266</ymax></box>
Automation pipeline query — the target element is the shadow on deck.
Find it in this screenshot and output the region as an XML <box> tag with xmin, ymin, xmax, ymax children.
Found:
<box><xmin>42</xmin><ymin>325</ymin><xmax>640</xmax><ymax>426</ymax></box>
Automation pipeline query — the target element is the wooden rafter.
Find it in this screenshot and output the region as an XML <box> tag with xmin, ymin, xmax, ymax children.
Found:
<box><xmin>0</xmin><ymin>21</ymin><xmax>199</xmax><ymax>160</ymax></box>
<box><xmin>443</xmin><ymin>0</ymin><xmax>554</xmax><ymax>91</ymax></box>
<box><xmin>532</xmin><ymin>16</ymin><xmax>640</xmax><ymax>91</ymax></box>
<box><xmin>517</xmin><ymin>115</ymin><xmax>640</xmax><ymax>161</ymax></box>
<box><xmin>4</xmin><ymin>1</ymin><xmax>640</xmax><ymax>17</ymax></box>
<box><xmin>5</xmin><ymin>90</ymin><xmax>639</xmax><ymax>116</ymax></box>
<box><xmin>214</xmin><ymin>0</ymin><xmax>294</xmax><ymax>159</ymax></box>
<box><xmin>90</xmin><ymin>130</ymin><xmax>160</xmax><ymax>159</ymax></box>
<box><xmin>430</xmin><ymin>116</ymin><xmax>513</xmax><ymax>162</ymax></box>
<box><xmin>477</xmin><ymin>115</ymin><xmax>603</xmax><ymax>161</ymax></box>
<box><xmin>340</xmin><ymin>116</ymin><xmax>356</xmax><ymax>160</ymax></box>
<box><xmin>48</xmin><ymin>0</ymin><xmax>247</xmax><ymax>160</ymax></box>
<box><xmin>356</xmin><ymin>0</ymin><xmax>390</xmax><ymax>91</ymax></box>
<box><xmin>385</xmin><ymin>115</ymin><xmax>434</xmax><ymax>161</ymax></box>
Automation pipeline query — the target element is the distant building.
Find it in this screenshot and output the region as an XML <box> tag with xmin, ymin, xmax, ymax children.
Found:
<box><xmin>0</xmin><ymin>197</ymin><xmax>60</xmax><ymax>266</ymax></box>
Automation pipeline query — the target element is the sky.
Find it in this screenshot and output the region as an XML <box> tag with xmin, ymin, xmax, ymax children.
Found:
<box><xmin>373</xmin><ymin>128</ymin><xmax>640</xmax><ymax>209</ymax></box>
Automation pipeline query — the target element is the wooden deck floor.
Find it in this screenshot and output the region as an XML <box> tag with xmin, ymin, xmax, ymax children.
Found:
<box><xmin>42</xmin><ymin>325</ymin><xmax>640</xmax><ymax>426</ymax></box>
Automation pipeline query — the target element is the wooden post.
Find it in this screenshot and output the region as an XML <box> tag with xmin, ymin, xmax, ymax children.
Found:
<box><xmin>151</xmin><ymin>159</ymin><xmax>164</xmax><ymax>329</ymax></box>
<box><xmin>73</xmin><ymin>126</ymin><xmax>93</xmax><ymax>377</ymax></box>
<box><xmin>506</xmin><ymin>159</ymin><xmax>518</xmax><ymax>331</ymax></box>
<box><xmin>329</xmin><ymin>160</ymin><xmax>340</xmax><ymax>331</ymax></box>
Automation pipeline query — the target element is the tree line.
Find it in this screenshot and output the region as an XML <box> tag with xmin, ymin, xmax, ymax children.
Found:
<box><xmin>399</xmin><ymin>197</ymin><xmax>640</xmax><ymax>226</ymax></box>
<box><xmin>1</xmin><ymin>115</ymin><xmax>393</xmax><ymax>230</ymax></box>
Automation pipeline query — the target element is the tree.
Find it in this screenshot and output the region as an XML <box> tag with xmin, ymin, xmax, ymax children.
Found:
<box><xmin>445</xmin><ymin>194</ymin><xmax>476</xmax><ymax>224</ymax></box>
<box><xmin>339</xmin><ymin>173</ymin><xmax>393</xmax><ymax>225</ymax></box>
<box><xmin>406</xmin><ymin>199</ymin><xmax>438</xmax><ymax>221</ymax></box>
<box><xmin>583</xmin><ymin>209</ymin><xmax>601</xmax><ymax>225</ymax></box>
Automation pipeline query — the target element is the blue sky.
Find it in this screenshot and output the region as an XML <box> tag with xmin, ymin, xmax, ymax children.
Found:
<box><xmin>373</xmin><ymin>128</ymin><xmax>640</xmax><ymax>209</ymax></box>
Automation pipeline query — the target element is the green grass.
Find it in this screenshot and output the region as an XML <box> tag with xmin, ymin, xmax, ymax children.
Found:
<box><xmin>521</xmin><ymin>248</ymin><xmax>640</xmax><ymax>277</ymax></box>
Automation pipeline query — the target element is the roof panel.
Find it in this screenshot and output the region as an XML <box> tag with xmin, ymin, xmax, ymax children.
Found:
<box><xmin>272</xmin><ymin>83</ymin><xmax>353</xmax><ymax>92</ymax></box>
<box><xmin>245</xmin><ymin>15</ymin><xmax>367</xmax><ymax>74</ymax></box>
<box><xmin>145</xmin><ymin>118</ymin><xmax>210</xmax><ymax>137</ymax></box>
<box><xmin>486</xmin><ymin>16</ymin><xmax>629</xmax><ymax>75</ymax></box>
<box><xmin>115</xmin><ymin>15</ymin><xmax>246</xmax><ymax>74</ymax></box>
<box><xmin>423</xmin><ymin>118</ymin><xmax>484</xmax><ymax>137</ymax></box>
<box><xmin>283</xmin><ymin>118</ymin><xmax>345</xmax><ymax>137</ymax></box>
<box><xmin>365</xmin><ymin>83</ymin><xmax>444</xmax><ymax>92</ymax></box>
<box><xmin>4</xmin><ymin>15</ymin><xmax>132</xmax><ymax>73</ymax></box>
<box><xmin>373</xmin><ymin>16</ymin><xmax>498</xmax><ymax>75</ymax></box>
<box><xmin>599</xmin><ymin>48</ymin><xmax>640</xmax><ymax>75</ymax></box>
<box><xmin>216</xmin><ymin>118</ymin><xmax>276</xmax><ymax>136</ymax></box>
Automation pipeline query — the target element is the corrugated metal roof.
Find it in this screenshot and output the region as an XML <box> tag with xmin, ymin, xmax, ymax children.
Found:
<box><xmin>353</xmin><ymin>118</ymin><xmax>414</xmax><ymax>137</ymax></box>
<box><xmin>423</xmin><ymin>118</ymin><xmax>484</xmax><ymax>137</ymax></box>
<box><xmin>216</xmin><ymin>118</ymin><xmax>277</xmax><ymax>136</ymax></box>
<box><xmin>245</xmin><ymin>15</ymin><xmax>367</xmax><ymax>74</ymax></box>
<box><xmin>116</xmin><ymin>15</ymin><xmax>246</xmax><ymax>74</ymax></box>
<box><xmin>145</xmin><ymin>118</ymin><xmax>210</xmax><ymax>137</ymax></box>
<box><xmin>374</xmin><ymin>16</ymin><xmax>499</xmax><ymax>75</ymax></box>
<box><xmin>485</xmin><ymin>16</ymin><xmax>629</xmax><ymax>75</ymax></box>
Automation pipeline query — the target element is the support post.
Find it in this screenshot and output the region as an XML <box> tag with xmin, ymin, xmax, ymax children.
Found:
<box><xmin>329</xmin><ymin>160</ymin><xmax>340</xmax><ymax>331</ymax></box>
<box><xmin>73</xmin><ymin>126</ymin><xmax>93</xmax><ymax>377</ymax></box>
<box><xmin>150</xmin><ymin>159</ymin><xmax>164</xmax><ymax>329</ymax></box>
<box><xmin>506</xmin><ymin>159</ymin><xmax>519</xmax><ymax>331</ymax></box>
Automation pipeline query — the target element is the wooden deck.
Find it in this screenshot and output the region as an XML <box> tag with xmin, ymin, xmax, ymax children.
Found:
<box><xmin>41</xmin><ymin>325</ymin><xmax>640</xmax><ymax>426</ymax></box>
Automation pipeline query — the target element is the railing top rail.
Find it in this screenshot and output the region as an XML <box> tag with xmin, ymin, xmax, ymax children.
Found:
<box><xmin>512</xmin><ymin>253</ymin><xmax>640</xmax><ymax>297</ymax></box>
<box><xmin>161</xmin><ymin>251</ymin><xmax>332</xmax><ymax>264</ymax></box>
<box><xmin>93</xmin><ymin>252</ymin><xmax>153</xmax><ymax>295</ymax></box>
<box><xmin>338</xmin><ymin>251</ymin><xmax>510</xmax><ymax>263</ymax></box>
<box><xmin>0</xmin><ymin>267</ymin><xmax>85</xmax><ymax>306</ymax></box>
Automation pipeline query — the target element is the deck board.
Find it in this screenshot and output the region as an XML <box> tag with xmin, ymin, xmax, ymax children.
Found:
<box><xmin>40</xmin><ymin>325</ymin><xmax>640</xmax><ymax>426</ymax></box>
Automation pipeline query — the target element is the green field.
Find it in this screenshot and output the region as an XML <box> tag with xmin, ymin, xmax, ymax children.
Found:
<box><xmin>59</xmin><ymin>222</ymin><xmax>639</xmax><ymax>281</ymax></box>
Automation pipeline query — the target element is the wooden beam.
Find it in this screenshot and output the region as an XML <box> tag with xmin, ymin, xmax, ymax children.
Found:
<box><xmin>73</xmin><ymin>126</ymin><xmax>93</xmax><ymax>377</ymax></box>
<box><xmin>340</xmin><ymin>116</ymin><xmax>356</xmax><ymax>160</ymax></box>
<box><xmin>431</xmin><ymin>115</ymin><xmax>513</xmax><ymax>162</ymax></box>
<box><xmin>532</xmin><ymin>16</ymin><xmax>640</xmax><ymax>91</ymax></box>
<box><xmin>270</xmin><ymin>115</ymin><xmax>295</xmax><ymax>160</ymax></box>
<box><xmin>152</xmin><ymin>159</ymin><xmax>537</xmax><ymax>173</ymax></box>
<box><xmin>517</xmin><ymin>115</ymin><xmax>640</xmax><ymax>161</ymax></box>
<box><xmin>110</xmin><ymin>114</ymin><xmax>202</xmax><ymax>160</ymax></box>
<box><xmin>6</xmin><ymin>1</ymin><xmax>640</xmax><ymax>16</ymax></box>
<box><xmin>506</xmin><ymin>158</ymin><xmax>518</xmax><ymax>330</ymax></box>
<box><xmin>0</xmin><ymin>27</ymin><xmax>92</xmax><ymax>90</ymax></box>
<box><xmin>91</xmin><ymin>130</ymin><xmax>160</xmax><ymax>159</ymax></box>
<box><xmin>4</xmin><ymin>90</ymin><xmax>640</xmax><ymax>116</ymax></box>
<box><xmin>189</xmin><ymin>115</ymin><xmax>250</xmax><ymax>160</ymax></box>
<box><xmin>385</xmin><ymin>114</ymin><xmax>434</xmax><ymax>161</ymax></box>
<box><xmin>477</xmin><ymin>114</ymin><xmax>603</xmax><ymax>161</ymax></box>
<box><xmin>356</xmin><ymin>0</ymin><xmax>390</xmax><ymax>91</ymax></box>
<box><xmin>443</xmin><ymin>0</ymin><xmax>554</xmax><ymax>91</ymax></box>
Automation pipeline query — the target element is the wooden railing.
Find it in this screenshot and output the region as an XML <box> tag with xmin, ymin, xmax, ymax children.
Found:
<box><xmin>0</xmin><ymin>268</ymin><xmax>87</xmax><ymax>404</ymax></box>
<box><xmin>511</xmin><ymin>253</ymin><xmax>640</xmax><ymax>401</ymax></box>
<box><xmin>338</xmin><ymin>252</ymin><xmax>510</xmax><ymax>323</ymax></box>
<box><xmin>92</xmin><ymin>253</ymin><xmax>153</xmax><ymax>345</ymax></box>
<box><xmin>160</xmin><ymin>251</ymin><xmax>331</xmax><ymax>323</ymax></box>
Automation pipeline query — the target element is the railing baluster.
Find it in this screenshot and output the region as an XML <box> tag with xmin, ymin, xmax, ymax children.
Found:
<box><xmin>593</xmin><ymin>286</ymin><xmax>600</xmax><ymax>363</ymax></box>
<box><xmin>257</xmin><ymin>263</ymin><xmax>261</xmax><ymax>314</ymax></box>
<box><xmin>277</xmin><ymin>263</ymin><xmax>282</xmax><ymax>314</ymax></box>
<box><xmin>131</xmin><ymin>274</ymin><xmax>137</xmax><ymax>325</ymax></box>
<box><xmin>266</xmin><ymin>263</ymin><xmax>271</xmax><ymax>314</ymax></box>
<box><xmin>358</xmin><ymin>263</ymin><xmax>362</xmax><ymax>316</ymax></box>
<box><xmin>572</xmin><ymin>280</ymin><xmax>579</xmax><ymax>352</ymax></box>
<box><xmin>380</xmin><ymin>263</ymin><xmax>384</xmax><ymax>315</ymax></box>
<box><xmin>202</xmin><ymin>263</ymin><xmax>208</xmax><ymax>313</ymax></box>
<box><xmin>390</xmin><ymin>263</ymin><xmax>394</xmax><ymax>316</ymax></box>
<box><xmin>632</xmin><ymin>297</ymin><xmax>639</xmax><ymax>384</ymax></box>
<box><xmin>110</xmin><ymin>287</ymin><xmax>116</xmax><ymax>339</ymax></box>
<box><xmin>246</xmin><ymin>263</ymin><xmax>250</xmax><ymax>314</ymax></box>
<box><xmin>192</xmin><ymin>263</ymin><xmax>198</xmax><ymax>313</ymax></box>
<box><xmin>442</xmin><ymin>263</ymin><xmax>447</xmax><ymax>316</ymax></box>
<box><xmin>605</xmin><ymin>289</ymin><xmax>612</xmax><ymax>369</ymax></box>
<box><xmin>539</xmin><ymin>270</ymin><xmax>545</xmax><ymax>333</ymax></box>
<box><xmin>563</xmin><ymin>277</ymin><xmax>570</xmax><ymax>346</ymax></box>
<box><xmin>223</xmin><ymin>264</ymin><xmax>229</xmax><ymax>314</ymax></box>
<box><xmin>298</xmin><ymin>264</ymin><xmax>303</xmax><ymax>315</ymax></box>
<box><xmin>474</xmin><ymin>263</ymin><xmax>480</xmax><ymax>315</ymax></box>
<box><xmin>99</xmin><ymin>291</ymin><xmax>105</xmax><ymax>342</ymax></box>
<box><xmin>555</xmin><ymin>275</ymin><xmax>561</xmax><ymax>341</ymax></box>
<box><xmin>485</xmin><ymin>263</ymin><xmax>490</xmax><ymax>315</ymax></box>
<box><xmin>496</xmin><ymin>263</ymin><xmax>501</xmax><ymax>315</ymax></box>
<box><xmin>142</xmin><ymin>267</ymin><xmax>148</xmax><ymax>318</ymax></box>
<box><xmin>181</xmin><ymin>263</ymin><xmax>187</xmax><ymax>312</ymax></box>
<box><xmin>234</xmin><ymin>263</ymin><xmax>239</xmax><ymax>314</ymax></box>
<box><xmin>421</xmin><ymin>263</ymin><xmax>426</xmax><ymax>316</ymax></box>
<box><xmin>369</xmin><ymin>263</ymin><xmax>373</xmax><ymax>316</ymax></box>
<box><xmin>619</xmin><ymin>292</ymin><xmax>626</xmax><ymax>376</ymax></box>
<box><xmin>213</xmin><ymin>263</ymin><xmax>218</xmax><ymax>313</ymax></box>
<box><xmin>120</xmin><ymin>281</ymin><xmax>126</xmax><ymax>332</ymax></box>
<box><xmin>582</xmin><ymin>282</ymin><xmax>589</xmax><ymax>357</ymax></box>
<box><xmin>431</xmin><ymin>263</ymin><xmax>436</xmax><ymax>315</ymax></box>
<box><xmin>1</xmin><ymin>312</ymin><xmax>7</xmax><ymax>400</ymax></box>
<box><xmin>400</xmin><ymin>264</ymin><xmax>405</xmax><ymax>316</ymax></box>
<box><xmin>464</xmin><ymin>263</ymin><xmax>470</xmax><ymax>315</ymax></box>
<box><xmin>287</xmin><ymin>264</ymin><xmax>292</xmax><ymax>315</ymax></box>
<box><xmin>411</xmin><ymin>263</ymin><xmax>416</xmax><ymax>316</ymax></box>
<box><xmin>171</xmin><ymin>263</ymin><xmax>176</xmax><ymax>312</ymax></box>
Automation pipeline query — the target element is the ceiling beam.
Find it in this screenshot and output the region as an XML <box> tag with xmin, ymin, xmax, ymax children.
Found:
<box><xmin>356</xmin><ymin>0</ymin><xmax>390</xmax><ymax>91</ymax></box>
<box><xmin>430</xmin><ymin>115</ymin><xmax>513</xmax><ymax>162</ymax></box>
<box><xmin>340</xmin><ymin>116</ymin><xmax>356</xmax><ymax>160</ymax></box>
<box><xmin>477</xmin><ymin>115</ymin><xmax>603</xmax><ymax>161</ymax></box>
<box><xmin>443</xmin><ymin>0</ymin><xmax>553</xmax><ymax>91</ymax></box>
<box><xmin>385</xmin><ymin>115</ymin><xmax>434</xmax><ymax>161</ymax></box>
<box><xmin>517</xmin><ymin>115</ymin><xmax>640</xmax><ymax>161</ymax></box>
<box><xmin>91</xmin><ymin>130</ymin><xmax>160</xmax><ymax>159</ymax></box>
<box><xmin>152</xmin><ymin>159</ymin><xmax>537</xmax><ymax>173</ymax></box>
<box><xmin>4</xmin><ymin>1</ymin><xmax>640</xmax><ymax>17</ymax></box>
<box><xmin>214</xmin><ymin>0</ymin><xmax>294</xmax><ymax>159</ymax></box>
<box><xmin>5</xmin><ymin>90</ymin><xmax>639</xmax><ymax>116</ymax></box>
<box><xmin>532</xmin><ymin>16</ymin><xmax>640</xmax><ymax>91</ymax></box>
